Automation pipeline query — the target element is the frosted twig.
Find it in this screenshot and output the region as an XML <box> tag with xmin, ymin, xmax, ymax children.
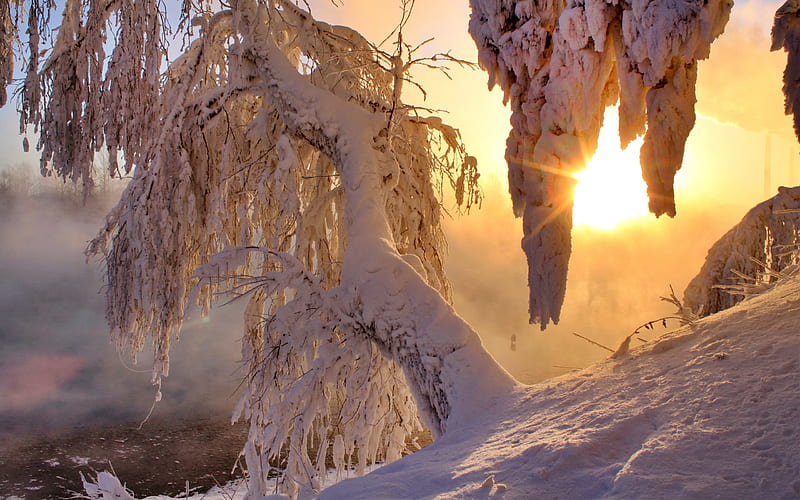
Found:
<box><xmin>571</xmin><ymin>332</ymin><xmax>613</xmax><ymax>353</ymax></box>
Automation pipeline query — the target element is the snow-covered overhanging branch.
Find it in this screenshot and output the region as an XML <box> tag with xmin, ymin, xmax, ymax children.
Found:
<box><xmin>469</xmin><ymin>0</ymin><xmax>732</xmax><ymax>329</ymax></box>
<box><xmin>227</xmin><ymin>3</ymin><xmax>513</xmax><ymax>492</ymax></box>
<box><xmin>773</xmin><ymin>0</ymin><xmax>800</xmax><ymax>142</ymax></box>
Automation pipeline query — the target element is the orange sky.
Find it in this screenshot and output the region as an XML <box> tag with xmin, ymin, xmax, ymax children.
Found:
<box><xmin>307</xmin><ymin>0</ymin><xmax>795</xmax><ymax>194</ymax></box>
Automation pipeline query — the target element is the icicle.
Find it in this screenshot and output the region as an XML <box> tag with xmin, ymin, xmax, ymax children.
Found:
<box><xmin>469</xmin><ymin>0</ymin><xmax>732</xmax><ymax>328</ymax></box>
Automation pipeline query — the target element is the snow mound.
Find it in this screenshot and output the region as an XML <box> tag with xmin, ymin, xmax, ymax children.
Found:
<box><xmin>320</xmin><ymin>277</ymin><xmax>800</xmax><ymax>499</ymax></box>
<box><xmin>81</xmin><ymin>471</ymin><xmax>135</xmax><ymax>500</ymax></box>
<box><xmin>81</xmin><ymin>473</ymin><xmax>254</xmax><ymax>500</ymax></box>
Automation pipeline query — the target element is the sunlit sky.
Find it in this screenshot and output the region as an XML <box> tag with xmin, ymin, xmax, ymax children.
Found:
<box><xmin>0</xmin><ymin>0</ymin><xmax>795</xmax><ymax>380</ymax></box>
<box><xmin>0</xmin><ymin>0</ymin><xmax>790</xmax><ymax>208</ymax></box>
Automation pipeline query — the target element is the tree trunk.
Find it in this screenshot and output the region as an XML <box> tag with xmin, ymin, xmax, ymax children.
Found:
<box><xmin>236</xmin><ymin>0</ymin><xmax>517</xmax><ymax>436</ymax></box>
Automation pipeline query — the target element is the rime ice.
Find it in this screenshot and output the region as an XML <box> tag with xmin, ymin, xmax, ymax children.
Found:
<box><xmin>468</xmin><ymin>0</ymin><xmax>732</xmax><ymax>328</ymax></box>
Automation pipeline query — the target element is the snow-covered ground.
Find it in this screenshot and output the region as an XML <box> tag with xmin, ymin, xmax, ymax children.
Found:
<box><xmin>79</xmin><ymin>474</ymin><xmax>249</xmax><ymax>500</ymax></box>
<box><xmin>319</xmin><ymin>274</ymin><xmax>800</xmax><ymax>499</ymax></box>
<box><xmin>85</xmin><ymin>272</ymin><xmax>800</xmax><ymax>499</ymax></box>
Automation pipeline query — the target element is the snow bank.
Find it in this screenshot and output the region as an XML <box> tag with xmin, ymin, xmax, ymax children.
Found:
<box><xmin>81</xmin><ymin>263</ymin><xmax>800</xmax><ymax>500</ymax></box>
<box><xmin>319</xmin><ymin>275</ymin><xmax>800</xmax><ymax>499</ymax></box>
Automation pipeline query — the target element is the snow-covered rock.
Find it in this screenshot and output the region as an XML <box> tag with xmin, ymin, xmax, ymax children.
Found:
<box><xmin>684</xmin><ymin>185</ymin><xmax>800</xmax><ymax>317</ymax></box>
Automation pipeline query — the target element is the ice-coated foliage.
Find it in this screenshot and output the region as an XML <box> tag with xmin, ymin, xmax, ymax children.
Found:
<box><xmin>14</xmin><ymin>0</ymin><xmax>176</xmax><ymax>192</ymax></box>
<box><xmin>81</xmin><ymin>471</ymin><xmax>136</xmax><ymax>500</ymax></box>
<box><xmin>1</xmin><ymin>0</ymin><xmax>509</xmax><ymax>497</ymax></box>
<box><xmin>0</xmin><ymin>1</ymin><xmax>14</xmax><ymax>107</ymax></box>
<box><xmin>773</xmin><ymin>0</ymin><xmax>800</xmax><ymax>142</ymax></box>
<box><xmin>684</xmin><ymin>186</ymin><xmax>800</xmax><ymax>317</ymax></box>
<box><xmin>468</xmin><ymin>0</ymin><xmax>732</xmax><ymax>328</ymax></box>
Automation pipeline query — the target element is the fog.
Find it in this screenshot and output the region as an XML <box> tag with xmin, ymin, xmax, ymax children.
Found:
<box><xmin>443</xmin><ymin>177</ymin><xmax>745</xmax><ymax>383</ymax></box>
<box><xmin>0</xmin><ymin>145</ymin><xmax>773</xmax><ymax>436</ymax></box>
<box><xmin>0</xmin><ymin>187</ymin><xmax>245</xmax><ymax>436</ymax></box>
<box><xmin>696</xmin><ymin>3</ymin><xmax>793</xmax><ymax>139</ymax></box>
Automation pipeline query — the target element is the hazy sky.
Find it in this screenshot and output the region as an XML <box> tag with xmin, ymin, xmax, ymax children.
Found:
<box><xmin>0</xmin><ymin>1</ymin><xmax>795</xmax><ymax>393</ymax></box>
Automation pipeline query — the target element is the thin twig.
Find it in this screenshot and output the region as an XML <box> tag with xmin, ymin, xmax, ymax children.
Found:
<box><xmin>571</xmin><ymin>332</ymin><xmax>614</xmax><ymax>353</ymax></box>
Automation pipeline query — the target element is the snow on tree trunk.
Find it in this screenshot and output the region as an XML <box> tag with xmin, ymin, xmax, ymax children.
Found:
<box><xmin>683</xmin><ymin>186</ymin><xmax>800</xmax><ymax>317</ymax></box>
<box><xmin>234</xmin><ymin>0</ymin><xmax>515</xmax><ymax>446</ymax></box>
<box><xmin>772</xmin><ymin>0</ymin><xmax>800</xmax><ymax>143</ymax></box>
<box><xmin>468</xmin><ymin>0</ymin><xmax>732</xmax><ymax>329</ymax></box>
<box><xmin>219</xmin><ymin>3</ymin><xmax>515</xmax><ymax>495</ymax></box>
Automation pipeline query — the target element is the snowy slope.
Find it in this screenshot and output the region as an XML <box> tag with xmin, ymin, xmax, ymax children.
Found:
<box><xmin>319</xmin><ymin>275</ymin><xmax>800</xmax><ymax>499</ymax></box>
<box><xmin>81</xmin><ymin>274</ymin><xmax>800</xmax><ymax>500</ymax></box>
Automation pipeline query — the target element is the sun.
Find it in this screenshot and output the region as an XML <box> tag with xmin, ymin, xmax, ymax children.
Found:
<box><xmin>572</xmin><ymin>113</ymin><xmax>649</xmax><ymax>230</ymax></box>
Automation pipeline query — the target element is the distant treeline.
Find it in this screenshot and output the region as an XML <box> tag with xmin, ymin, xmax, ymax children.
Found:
<box><xmin>0</xmin><ymin>162</ymin><xmax>127</xmax><ymax>211</ymax></box>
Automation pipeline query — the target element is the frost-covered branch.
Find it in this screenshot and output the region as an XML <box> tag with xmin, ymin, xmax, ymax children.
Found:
<box><xmin>195</xmin><ymin>246</ymin><xmax>424</xmax><ymax>497</ymax></box>
<box><xmin>0</xmin><ymin>0</ymin><xmax>15</xmax><ymax>107</ymax></box>
<box><xmin>234</xmin><ymin>0</ymin><xmax>514</xmax><ymax>434</ymax></box>
<box><xmin>469</xmin><ymin>0</ymin><xmax>731</xmax><ymax>329</ymax></box>
<box><xmin>684</xmin><ymin>186</ymin><xmax>800</xmax><ymax>317</ymax></box>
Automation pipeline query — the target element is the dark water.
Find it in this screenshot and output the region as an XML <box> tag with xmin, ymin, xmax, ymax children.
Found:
<box><xmin>0</xmin><ymin>194</ymin><xmax>246</xmax><ymax>433</ymax></box>
<box><xmin>0</xmin><ymin>193</ymin><xmax>249</xmax><ymax>497</ymax></box>
<box><xmin>0</xmin><ymin>416</ymin><xmax>249</xmax><ymax>498</ymax></box>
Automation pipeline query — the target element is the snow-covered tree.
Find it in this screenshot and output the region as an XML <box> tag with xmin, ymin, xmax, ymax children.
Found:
<box><xmin>684</xmin><ymin>186</ymin><xmax>800</xmax><ymax>316</ymax></box>
<box><xmin>3</xmin><ymin>0</ymin><xmax>512</xmax><ymax>495</ymax></box>
<box><xmin>5</xmin><ymin>0</ymin><xmax>797</xmax><ymax>497</ymax></box>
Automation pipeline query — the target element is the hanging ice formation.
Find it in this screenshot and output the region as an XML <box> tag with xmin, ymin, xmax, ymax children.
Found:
<box><xmin>773</xmin><ymin>0</ymin><xmax>800</xmax><ymax>142</ymax></box>
<box><xmin>469</xmin><ymin>0</ymin><xmax>732</xmax><ymax>328</ymax></box>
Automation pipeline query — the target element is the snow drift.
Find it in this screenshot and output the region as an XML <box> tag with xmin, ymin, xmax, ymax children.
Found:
<box><xmin>318</xmin><ymin>272</ymin><xmax>800</xmax><ymax>499</ymax></box>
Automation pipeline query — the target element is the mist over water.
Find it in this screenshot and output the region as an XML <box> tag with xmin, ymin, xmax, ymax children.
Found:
<box><xmin>0</xmin><ymin>173</ymin><xmax>778</xmax><ymax>438</ymax></box>
<box><xmin>0</xmin><ymin>189</ymin><xmax>245</xmax><ymax>436</ymax></box>
<box><xmin>444</xmin><ymin>180</ymin><xmax>757</xmax><ymax>384</ymax></box>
